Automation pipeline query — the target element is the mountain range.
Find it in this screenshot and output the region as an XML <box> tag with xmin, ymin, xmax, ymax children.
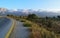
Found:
<box><xmin>0</xmin><ymin>8</ymin><xmax>60</xmax><ymax>17</ymax></box>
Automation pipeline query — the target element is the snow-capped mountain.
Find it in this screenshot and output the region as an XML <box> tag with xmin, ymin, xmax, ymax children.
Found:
<box><xmin>0</xmin><ymin>8</ymin><xmax>60</xmax><ymax>17</ymax></box>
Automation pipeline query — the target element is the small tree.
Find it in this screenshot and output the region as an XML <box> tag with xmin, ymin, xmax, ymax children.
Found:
<box><xmin>57</xmin><ymin>15</ymin><xmax>60</xmax><ymax>18</ymax></box>
<box><xmin>27</xmin><ymin>14</ymin><xmax>38</xmax><ymax>20</ymax></box>
<box><xmin>7</xmin><ymin>15</ymin><xmax>9</xmax><ymax>16</ymax></box>
<box><xmin>46</xmin><ymin>16</ymin><xmax>49</xmax><ymax>19</ymax></box>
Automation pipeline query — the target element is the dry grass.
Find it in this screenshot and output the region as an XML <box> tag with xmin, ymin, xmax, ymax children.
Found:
<box><xmin>7</xmin><ymin>16</ymin><xmax>60</xmax><ymax>38</ymax></box>
<box><xmin>22</xmin><ymin>20</ymin><xmax>59</xmax><ymax>38</ymax></box>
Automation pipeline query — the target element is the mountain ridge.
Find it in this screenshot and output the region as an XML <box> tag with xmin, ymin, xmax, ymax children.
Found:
<box><xmin>0</xmin><ymin>8</ymin><xmax>60</xmax><ymax>17</ymax></box>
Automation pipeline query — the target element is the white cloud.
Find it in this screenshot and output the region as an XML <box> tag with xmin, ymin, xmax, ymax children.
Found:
<box><xmin>13</xmin><ymin>9</ymin><xmax>18</xmax><ymax>11</ymax></box>
<box><xmin>39</xmin><ymin>9</ymin><xmax>60</xmax><ymax>12</ymax></box>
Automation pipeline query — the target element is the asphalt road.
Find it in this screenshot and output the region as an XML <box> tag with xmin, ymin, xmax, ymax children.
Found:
<box><xmin>9</xmin><ymin>20</ymin><xmax>30</xmax><ymax>38</ymax></box>
<box><xmin>0</xmin><ymin>17</ymin><xmax>13</xmax><ymax>38</ymax></box>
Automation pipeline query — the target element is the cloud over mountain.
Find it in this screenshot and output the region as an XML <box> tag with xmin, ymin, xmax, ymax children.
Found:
<box><xmin>0</xmin><ymin>8</ymin><xmax>60</xmax><ymax>17</ymax></box>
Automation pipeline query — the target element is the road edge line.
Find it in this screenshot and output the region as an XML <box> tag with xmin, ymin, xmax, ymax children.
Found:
<box><xmin>5</xmin><ymin>20</ymin><xmax>15</xmax><ymax>38</ymax></box>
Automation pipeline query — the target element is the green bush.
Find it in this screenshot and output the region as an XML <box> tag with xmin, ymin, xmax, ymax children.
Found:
<box><xmin>24</xmin><ymin>23</ymin><xmax>32</xmax><ymax>27</ymax></box>
<box><xmin>20</xmin><ymin>20</ymin><xmax>26</xmax><ymax>22</ymax></box>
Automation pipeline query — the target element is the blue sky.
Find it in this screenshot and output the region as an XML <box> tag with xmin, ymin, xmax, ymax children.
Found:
<box><xmin>0</xmin><ymin>0</ymin><xmax>60</xmax><ymax>10</ymax></box>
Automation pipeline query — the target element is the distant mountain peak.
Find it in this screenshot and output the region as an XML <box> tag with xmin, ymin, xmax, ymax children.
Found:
<box><xmin>0</xmin><ymin>8</ymin><xmax>7</xmax><ymax>11</ymax></box>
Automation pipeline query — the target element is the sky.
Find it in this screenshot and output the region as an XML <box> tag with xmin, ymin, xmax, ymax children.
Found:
<box><xmin>0</xmin><ymin>0</ymin><xmax>60</xmax><ymax>11</ymax></box>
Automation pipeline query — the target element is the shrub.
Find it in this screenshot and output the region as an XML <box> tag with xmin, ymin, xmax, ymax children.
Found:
<box><xmin>27</xmin><ymin>14</ymin><xmax>39</xmax><ymax>20</ymax></box>
<box><xmin>23</xmin><ymin>23</ymin><xmax>32</xmax><ymax>27</ymax></box>
<box><xmin>20</xmin><ymin>20</ymin><xmax>26</xmax><ymax>22</ymax></box>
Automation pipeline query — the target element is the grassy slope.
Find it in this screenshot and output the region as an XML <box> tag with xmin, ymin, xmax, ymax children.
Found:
<box><xmin>7</xmin><ymin>16</ymin><xmax>60</xmax><ymax>38</ymax></box>
<box><xmin>20</xmin><ymin>19</ymin><xmax>59</xmax><ymax>38</ymax></box>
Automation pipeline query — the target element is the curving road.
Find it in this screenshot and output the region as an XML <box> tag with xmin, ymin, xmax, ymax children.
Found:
<box><xmin>0</xmin><ymin>17</ymin><xmax>13</xmax><ymax>38</ymax></box>
<box><xmin>0</xmin><ymin>17</ymin><xmax>31</xmax><ymax>38</ymax></box>
<box><xmin>9</xmin><ymin>20</ymin><xmax>31</xmax><ymax>38</ymax></box>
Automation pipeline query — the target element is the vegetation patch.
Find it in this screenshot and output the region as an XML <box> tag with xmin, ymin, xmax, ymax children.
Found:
<box><xmin>23</xmin><ymin>23</ymin><xmax>32</xmax><ymax>27</ymax></box>
<box><xmin>7</xmin><ymin>14</ymin><xmax>60</xmax><ymax>38</ymax></box>
<box><xmin>20</xmin><ymin>19</ymin><xmax>26</xmax><ymax>22</ymax></box>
